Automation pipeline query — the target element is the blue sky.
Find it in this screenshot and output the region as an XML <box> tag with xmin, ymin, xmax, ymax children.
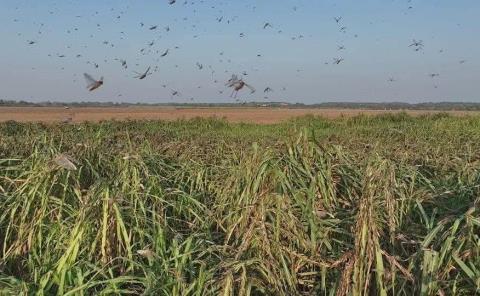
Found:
<box><xmin>0</xmin><ymin>0</ymin><xmax>478</xmax><ymax>103</ymax></box>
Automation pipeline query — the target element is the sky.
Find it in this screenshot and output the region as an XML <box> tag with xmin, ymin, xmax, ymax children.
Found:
<box><xmin>0</xmin><ymin>0</ymin><xmax>479</xmax><ymax>103</ymax></box>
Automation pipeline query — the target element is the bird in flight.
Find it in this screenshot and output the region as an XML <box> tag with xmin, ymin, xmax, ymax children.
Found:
<box><xmin>409</xmin><ymin>39</ymin><xmax>424</xmax><ymax>51</ymax></box>
<box><xmin>120</xmin><ymin>59</ymin><xmax>127</xmax><ymax>69</ymax></box>
<box><xmin>53</xmin><ymin>154</ymin><xmax>77</xmax><ymax>170</ymax></box>
<box><xmin>225</xmin><ymin>74</ymin><xmax>256</xmax><ymax>98</ymax></box>
<box><xmin>333</xmin><ymin>58</ymin><xmax>344</xmax><ymax>65</ymax></box>
<box><xmin>160</xmin><ymin>49</ymin><xmax>169</xmax><ymax>57</ymax></box>
<box><xmin>134</xmin><ymin>66</ymin><xmax>152</xmax><ymax>79</ymax></box>
<box><xmin>84</xmin><ymin>73</ymin><xmax>103</xmax><ymax>91</ymax></box>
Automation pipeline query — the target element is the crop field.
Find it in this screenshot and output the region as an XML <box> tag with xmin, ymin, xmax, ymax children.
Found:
<box><xmin>1</xmin><ymin>107</ymin><xmax>479</xmax><ymax>124</ymax></box>
<box><xmin>0</xmin><ymin>113</ymin><xmax>479</xmax><ymax>295</ymax></box>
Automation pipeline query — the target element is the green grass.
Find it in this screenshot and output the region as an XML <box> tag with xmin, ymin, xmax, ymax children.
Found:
<box><xmin>0</xmin><ymin>113</ymin><xmax>479</xmax><ymax>295</ymax></box>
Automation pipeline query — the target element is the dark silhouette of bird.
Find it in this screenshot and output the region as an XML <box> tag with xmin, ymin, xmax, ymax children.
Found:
<box><xmin>160</xmin><ymin>49</ymin><xmax>169</xmax><ymax>57</ymax></box>
<box><xmin>333</xmin><ymin>58</ymin><xmax>344</xmax><ymax>65</ymax></box>
<box><xmin>84</xmin><ymin>73</ymin><xmax>103</xmax><ymax>91</ymax></box>
<box><xmin>409</xmin><ymin>39</ymin><xmax>424</xmax><ymax>51</ymax></box>
<box><xmin>225</xmin><ymin>74</ymin><xmax>255</xmax><ymax>98</ymax></box>
<box><xmin>134</xmin><ymin>66</ymin><xmax>152</xmax><ymax>79</ymax></box>
<box><xmin>120</xmin><ymin>59</ymin><xmax>127</xmax><ymax>69</ymax></box>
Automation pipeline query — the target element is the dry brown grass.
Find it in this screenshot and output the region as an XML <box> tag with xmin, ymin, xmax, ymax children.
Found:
<box><xmin>0</xmin><ymin>106</ymin><xmax>478</xmax><ymax>124</ymax></box>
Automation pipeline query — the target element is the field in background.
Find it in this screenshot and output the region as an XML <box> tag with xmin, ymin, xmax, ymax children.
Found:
<box><xmin>1</xmin><ymin>113</ymin><xmax>479</xmax><ymax>295</ymax></box>
<box><xmin>1</xmin><ymin>106</ymin><xmax>479</xmax><ymax>124</ymax></box>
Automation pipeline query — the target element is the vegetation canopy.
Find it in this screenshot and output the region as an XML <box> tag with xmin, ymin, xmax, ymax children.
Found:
<box><xmin>0</xmin><ymin>114</ymin><xmax>479</xmax><ymax>295</ymax></box>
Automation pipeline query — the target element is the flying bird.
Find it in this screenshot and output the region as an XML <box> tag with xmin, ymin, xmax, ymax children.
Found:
<box><xmin>333</xmin><ymin>58</ymin><xmax>344</xmax><ymax>65</ymax></box>
<box><xmin>409</xmin><ymin>39</ymin><xmax>424</xmax><ymax>51</ymax></box>
<box><xmin>134</xmin><ymin>66</ymin><xmax>152</xmax><ymax>79</ymax></box>
<box><xmin>53</xmin><ymin>154</ymin><xmax>77</xmax><ymax>170</ymax></box>
<box><xmin>264</xmin><ymin>87</ymin><xmax>273</xmax><ymax>93</ymax></box>
<box><xmin>160</xmin><ymin>49</ymin><xmax>169</xmax><ymax>57</ymax></box>
<box><xmin>84</xmin><ymin>73</ymin><xmax>103</xmax><ymax>91</ymax></box>
<box><xmin>120</xmin><ymin>59</ymin><xmax>127</xmax><ymax>69</ymax></box>
<box><xmin>225</xmin><ymin>74</ymin><xmax>256</xmax><ymax>98</ymax></box>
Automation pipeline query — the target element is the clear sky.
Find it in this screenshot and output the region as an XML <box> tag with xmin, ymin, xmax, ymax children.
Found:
<box><xmin>0</xmin><ymin>0</ymin><xmax>478</xmax><ymax>103</ymax></box>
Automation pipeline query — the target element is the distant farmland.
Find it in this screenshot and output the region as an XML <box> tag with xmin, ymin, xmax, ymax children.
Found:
<box><xmin>1</xmin><ymin>106</ymin><xmax>479</xmax><ymax>124</ymax></box>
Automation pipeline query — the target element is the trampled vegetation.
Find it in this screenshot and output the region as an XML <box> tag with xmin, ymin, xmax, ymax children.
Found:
<box><xmin>0</xmin><ymin>113</ymin><xmax>479</xmax><ymax>295</ymax></box>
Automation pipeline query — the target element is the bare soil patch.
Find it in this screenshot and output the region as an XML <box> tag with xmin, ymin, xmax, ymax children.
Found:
<box><xmin>0</xmin><ymin>107</ymin><xmax>477</xmax><ymax>124</ymax></box>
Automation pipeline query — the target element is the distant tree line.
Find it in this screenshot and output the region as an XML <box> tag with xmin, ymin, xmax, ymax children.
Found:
<box><xmin>1</xmin><ymin>99</ymin><xmax>480</xmax><ymax>111</ymax></box>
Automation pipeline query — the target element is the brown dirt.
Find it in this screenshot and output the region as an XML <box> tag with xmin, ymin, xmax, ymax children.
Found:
<box><xmin>0</xmin><ymin>107</ymin><xmax>477</xmax><ymax>124</ymax></box>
